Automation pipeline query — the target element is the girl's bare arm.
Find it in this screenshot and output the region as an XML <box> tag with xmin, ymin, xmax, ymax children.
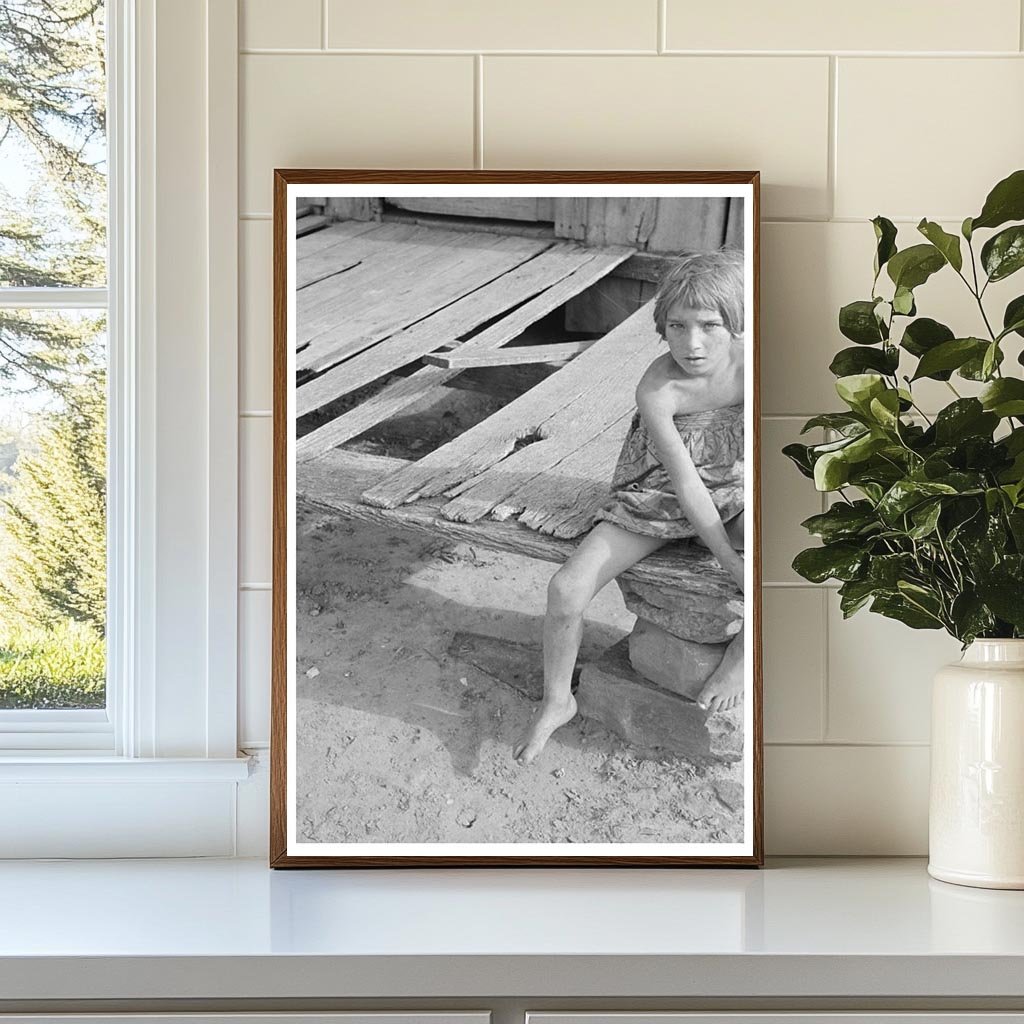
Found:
<box><xmin>636</xmin><ymin>378</ymin><xmax>744</xmax><ymax>590</ymax></box>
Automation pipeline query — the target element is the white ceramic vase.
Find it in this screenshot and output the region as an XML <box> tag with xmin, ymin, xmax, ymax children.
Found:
<box><xmin>929</xmin><ymin>639</ymin><xmax>1024</xmax><ymax>889</ymax></box>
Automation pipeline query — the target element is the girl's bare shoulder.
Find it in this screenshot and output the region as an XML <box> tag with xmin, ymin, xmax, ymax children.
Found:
<box><xmin>635</xmin><ymin>353</ymin><xmax>679</xmax><ymax>408</ymax></box>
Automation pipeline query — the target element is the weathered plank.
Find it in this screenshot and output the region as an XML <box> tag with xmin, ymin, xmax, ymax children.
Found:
<box><xmin>295</xmin><ymin>219</ymin><xmax>384</xmax><ymax>260</ymax></box>
<box><xmin>388</xmin><ymin>197</ymin><xmax>551</xmax><ymax>222</ymax></box>
<box><xmin>325</xmin><ymin>197</ymin><xmax>382</xmax><ymax>222</ymax></box>
<box><xmin>298</xmin><ymin>449</ymin><xmax>736</xmax><ymax>598</ymax></box>
<box><xmin>295</xmin><ymin>214</ymin><xmax>329</xmax><ymax>237</ymax></box>
<box><xmin>295</xmin><ymin>241</ymin><xmax>598</xmax><ymax>418</ymax></box>
<box><xmin>555</xmin><ymin>197</ymin><xmax>729</xmax><ymax>253</ymax></box>
<box><xmin>296</xmin><ymin>222</ymin><xmax>421</xmax><ymax>291</ymax></box>
<box><xmin>436</xmin><ymin>362</ymin><xmax>636</xmax><ymax>532</ymax></box>
<box><xmin>725</xmin><ymin>196</ymin><xmax>745</xmax><ymax>249</ymax></box>
<box><xmin>422</xmin><ymin>340</ymin><xmax>594</xmax><ymax>369</ymax></box>
<box><xmin>361</xmin><ymin>301</ymin><xmax>659</xmax><ymax>510</ymax></box>
<box><xmin>496</xmin><ymin>412</ymin><xmax>632</xmax><ymax>538</ymax></box>
<box><xmin>297</xmin><ymin>229</ymin><xmax>549</xmax><ymax>373</ymax></box>
<box><xmin>294</xmin><ymin>246</ymin><xmax>634</xmax><ymax>457</ymax></box>
<box><xmin>296</xmin><ymin>366</ymin><xmax>451</xmax><ymax>463</ymax></box>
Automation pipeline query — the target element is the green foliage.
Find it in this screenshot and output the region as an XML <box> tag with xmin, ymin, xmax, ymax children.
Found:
<box><xmin>0</xmin><ymin>619</ymin><xmax>104</xmax><ymax>709</ymax></box>
<box><xmin>0</xmin><ymin>0</ymin><xmax>106</xmax><ymax>394</ymax></box>
<box><xmin>787</xmin><ymin>170</ymin><xmax>1024</xmax><ymax>644</ymax></box>
<box><xmin>0</xmin><ymin>374</ymin><xmax>106</xmax><ymax>633</ymax></box>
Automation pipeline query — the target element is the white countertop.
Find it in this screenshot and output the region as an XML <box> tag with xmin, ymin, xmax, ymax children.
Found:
<box><xmin>2</xmin><ymin>857</ymin><xmax>1024</xmax><ymax>1002</ymax></box>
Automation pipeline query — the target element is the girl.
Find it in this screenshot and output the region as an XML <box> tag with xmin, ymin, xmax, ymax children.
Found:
<box><xmin>513</xmin><ymin>248</ymin><xmax>747</xmax><ymax>766</ymax></box>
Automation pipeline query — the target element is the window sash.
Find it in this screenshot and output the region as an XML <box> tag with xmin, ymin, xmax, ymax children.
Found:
<box><xmin>0</xmin><ymin>1</ymin><xmax>120</xmax><ymax>749</ymax></box>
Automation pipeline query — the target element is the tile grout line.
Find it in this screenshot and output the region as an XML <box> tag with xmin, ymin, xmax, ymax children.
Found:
<box><xmin>237</xmin><ymin>47</ymin><xmax>1024</xmax><ymax>57</ymax></box>
<box><xmin>820</xmin><ymin>587</ymin><xmax>831</xmax><ymax>743</ymax></box>
<box><xmin>474</xmin><ymin>55</ymin><xmax>484</xmax><ymax>169</ymax></box>
<box><xmin>657</xmin><ymin>0</ymin><xmax>666</xmax><ymax>54</ymax></box>
<box><xmin>321</xmin><ymin>0</ymin><xmax>328</xmax><ymax>50</ymax></box>
<box><xmin>827</xmin><ymin>55</ymin><xmax>838</xmax><ymax>220</ymax></box>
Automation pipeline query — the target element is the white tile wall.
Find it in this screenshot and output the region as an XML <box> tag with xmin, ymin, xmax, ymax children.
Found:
<box><xmin>483</xmin><ymin>56</ymin><xmax>831</xmax><ymax>220</ymax></box>
<box><xmin>236</xmin><ymin>3</ymin><xmax>1024</xmax><ymax>854</ymax></box>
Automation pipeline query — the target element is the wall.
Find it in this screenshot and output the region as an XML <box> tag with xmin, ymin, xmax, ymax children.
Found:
<box><xmin>235</xmin><ymin>0</ymin><xmax>1024</xmax><ymax>855</ymax></box>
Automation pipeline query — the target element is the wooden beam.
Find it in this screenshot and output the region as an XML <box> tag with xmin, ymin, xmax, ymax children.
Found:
<box><xmin>296</xmin><ymin>241</ymin><xmax>589</xmax><ymax>418</ymax></box>
<box><xmin>298</xmin><ymin>449</ymin><xmax>736</xmax><ymax>599</ymax></box>
<box><xmin>295</xmin><ymin>214</ymin><xmax>328</xmax><ymax>237</ymax></box>
<box><xmin>360</xmin><ymin>301</ymin><xmax>658</xmax><ymax>514</ymax></box>
<box><xmin>294</xmin><ymin>245</ymin><xmax>633</xmax><ymax>459</ymax></box>
<box><xmin>422</xmin><ymin>340</ymin><xmax>595</xmax><ymax>369</ymax></box>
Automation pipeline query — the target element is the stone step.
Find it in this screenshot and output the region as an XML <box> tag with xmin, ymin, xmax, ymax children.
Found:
<box><xmin>577</xmin><ymin>638</ymin><xmax>742</xmax><ymax>763</ymax></box>
<box><xmin>628</xmin><ymin>618</ymin><xmax>726</xmax><ymax>700</ymax></box>
<box><xmin>618</xmin><ymin>577</ymin><xmax>743</xmax><ymax>645</ymax></box>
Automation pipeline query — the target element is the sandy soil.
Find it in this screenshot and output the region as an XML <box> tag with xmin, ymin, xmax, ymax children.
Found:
<box><xmin>294</xmin><ymin>506</ymin><xmax>744</xmax><ymax>846</ymax></box>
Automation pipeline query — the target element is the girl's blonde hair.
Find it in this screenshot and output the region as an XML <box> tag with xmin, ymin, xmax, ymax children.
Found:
<box><xmin>653</xmin><ymin>248</ymin><xmax>744</xmax><ymax>338</ymax></box>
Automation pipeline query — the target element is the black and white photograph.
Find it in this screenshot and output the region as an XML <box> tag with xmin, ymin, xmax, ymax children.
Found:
<box><xmin>273</xmin><ymin>174</ymin><xmax>762</xmax><ymax>866</ymax></box>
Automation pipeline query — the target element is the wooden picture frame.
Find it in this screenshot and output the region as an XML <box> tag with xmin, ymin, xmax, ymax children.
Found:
<box><xmin>271</xmin><ymin>170</ymin><xmax>763</xmax><ymax>867</ymax></box>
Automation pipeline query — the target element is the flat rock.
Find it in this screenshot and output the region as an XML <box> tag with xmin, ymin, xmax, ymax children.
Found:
<box><xmin>618</xmin><ymin>577</ymin><xmax>742</xmax><ymax>644</ymax></box>
<box><xmin>577</xmin><ymin>639</ymin><xmax>741</xmax><ymax>763</ymax></box>
<box><xmin>628</xmin><ymin>619</ymin><xmax>725</xmax><ymax>700</ymax></box>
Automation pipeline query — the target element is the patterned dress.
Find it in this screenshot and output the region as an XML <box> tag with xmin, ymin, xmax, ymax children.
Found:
<box><xmin>594</xmin><ymin>404</ymin><xmax>744</xmax><ymax>540</ymax></box>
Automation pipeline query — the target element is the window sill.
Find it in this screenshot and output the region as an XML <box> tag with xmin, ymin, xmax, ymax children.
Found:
<box><xmin>0</xmin><ymin>754</ymin><xmax>252</xmax><ymax>782</ymax></box>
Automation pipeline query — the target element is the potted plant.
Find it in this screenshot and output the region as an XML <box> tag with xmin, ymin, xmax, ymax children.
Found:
<box><xmin>785</xmin><ymin>169</ymin><xmax>1024</xmax><ymax>889</ymax></box>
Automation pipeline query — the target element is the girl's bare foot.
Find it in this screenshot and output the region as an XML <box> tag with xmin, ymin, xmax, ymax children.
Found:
<box><xmin>697</xmin><ymin>628</ymin><xmax>743</xmax><ymax>712</ymax></box>
<box><xmin>513</xmin><ymin>694</ymin><xmax>578</xmax><ymax>765</ymax></box>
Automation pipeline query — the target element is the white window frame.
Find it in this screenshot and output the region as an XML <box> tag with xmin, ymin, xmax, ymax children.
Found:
<box><xmin>0</xmin><ymin>0</ymin><xmax>249</xmax><ymax>857</ymax></box>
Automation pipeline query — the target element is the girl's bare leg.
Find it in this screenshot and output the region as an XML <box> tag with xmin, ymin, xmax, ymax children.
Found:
<box><xmin>697</xmin><ymin>511</ymin><xmax>745</xmax><ymax>712</ymax></box>
<box><xmin>513</xmin><ymin>522</ymin><xmax>667</xmax><ymax>765</ymax></box>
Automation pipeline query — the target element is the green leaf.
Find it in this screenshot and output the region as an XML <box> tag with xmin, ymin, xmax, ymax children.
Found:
<box><xmin>835</xmin><ymin>373</ymin><xmax>886</xmax><ymax>414</ymax></box>
<box><xmin>877</xmin><ymin>479</ymin><xmax>958</xmax><ymax>523</ymax></box>
<box><xmin>933</xmin><ymin>399</ymin><xmax>999</xmax><ymax>444</ymax></box>
<box><xmin>839</xmin><ymin>300</ymin><xmax>887</xmax><ymax>345</ymax></box>
<box><xmin>911</xmin><ymin>337</ymin><xmax>987</xmax><ymax>380</ymax></box>
<box><xmin>800</xmin><ymin>412</ymin><xmax>865</xmax><ymax>435</ymax></box>
<box><xmin>950</xmin><ymin>592</ymin><xmax>995</xmax><ymax>644</ymax></box>
<box><xmin>982</xmin><ymin>340</ymin><xmax>1001</xmax><ymax>381</ymax></box>
<box><xmin>908</xmin><ymin>500</ymin><xmax>942</xmax><ymax>539</ymax></box>
<box><xmin>1003</xmin><ymin>295</ymin><xmax>1024</xmax><ymax>340</ymax></box>
<box><xmin>838</xmin><ymin>578</ymin><xmax>878</xmax><ymax>617</ymax></box>
<box><xmin>872</xmin><ymin>215</ymin><xmax>898</xmax><ymax>277</ymax></box>
<box><xmin>800</xmin><ymin>501</ymin><xmax>879</xmax><ymax>543</ymax></box>
<box><xmin>962</xmin><ymin>216</ymin><xmax>974</xmax><ymax>241</ymax></box>
<box><xmin>981</xmin><ymin>225</ymin><xmax>1024</xmax><ymax>282</ymax></box>
<box><xmin>792</xmin><ymin>542</ymin><xmax>866</xmax><ymax>583</ymax></box>
<box><xmin>917</xmin><ymin>218</ymin><xmax>963</xmax><ymax>272</ymax></box>
<box><xmin>960</xmin><ymin>344</ymin><xmax>1004</xmax><ymax>380</ymax></box>
<box><xmin>868</xmin><ymin>389</ymin><xmax>902</xmax><ymax>430</ymax></box>
<box><xmin>868</xmin><ymin>552</ymin><xmax>915</xmax><ymax>587</ymax></box>
<box><xmin>887</xmin><ymin>243</ymin><xmax>946</xmax><ymax>291</ymax></box>
<box><xmin>900</xmin><ymin>318</ymin><xmax>955</xmax><ymax>369</ymax></box>
<box><xmin>976</xmin><ymin>575</ymin><xmax>1024</xmax><ymax>629</ymax></box>
<box><xmin>892</xmin><ymin>286</ymin><xmax>916</xmax><ymax>316</ymax></box>
<box><xmin>971</xmin><ymin>168</ymin><xmax>1024</xmax><ymax>232</ymax></box>
<box><xmin>871</xmin><ymin>594</ymin><xmax>943</xmax><ymax>630</ymax></box>
<box><xmin>814</xmin><ymin>450</ymin><xmax>851</xmax><ymax>491</ymax></box>
<box><xmin>782</xmin><ymin>442</ymin><xmax>815</xmax><ymax>479</ymax></box>
<box><xmin>829</xmin><ymin>345</ymin><xmax>899</xmax><ymax>378</ymax></box>
<box><xmin>980</xmin><ymin>377</ymin><xmax>1024</xmax><ymax>418</ymax></box>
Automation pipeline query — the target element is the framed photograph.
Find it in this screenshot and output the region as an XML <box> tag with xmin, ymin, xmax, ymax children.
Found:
<box><xmin>271</xmin><ymin>171</ymin><xmax>762</xmax><ymax>867</ymax></box>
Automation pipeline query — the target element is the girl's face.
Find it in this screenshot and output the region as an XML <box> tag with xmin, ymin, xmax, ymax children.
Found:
<box><xmin>663</xmin><ymin>300</ymin><xmax>735</xmax><ymax>377</ymax></box>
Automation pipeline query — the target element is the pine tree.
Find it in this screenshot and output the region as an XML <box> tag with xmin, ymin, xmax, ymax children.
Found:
<box><xmin>0</xmin><ymin>0</ymin><xmax>106</xmax><ymax>395</ymax></box>
<box><xmin>0</xmin><ymin>2</ymin><xmax>107</xmax><ymax>642</ymax></box>
<box><xmin>0</xmin><ymin>372</ymin><xmax>105</xmax><ymax>633</ymax></box>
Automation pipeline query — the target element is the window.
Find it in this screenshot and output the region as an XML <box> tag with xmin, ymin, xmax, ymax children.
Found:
<box><xmin>0</xmin><ymin>0</ymin><xmax>246</xmax><ymax>857</ymax></box>
<box><xmin>0</xmin><ymin>0</ymin><xmax>111</xmax><ymax>749</ymax></box>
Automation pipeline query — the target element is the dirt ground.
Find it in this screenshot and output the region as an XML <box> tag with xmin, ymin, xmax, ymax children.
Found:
<box><xmin>294</xmin><ymin>507</ymin><xmax>745</xmax><ymax>846</ymax></box>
